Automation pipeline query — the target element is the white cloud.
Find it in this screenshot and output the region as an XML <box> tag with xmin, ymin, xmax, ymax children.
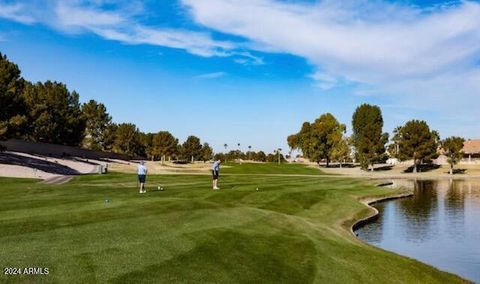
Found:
<box><xmin>232</xmin><ymin>51</ymin><xmax>264</xmax><ymax>65</ymax></box>
<box><xmin>55</xmin><ymin>2</ymin><xmax>125</xmax><ymax>29</ymax></box>
<box><xmin>130</xmin><ymin>27</ymin><xmax>235</xmax><ymax>57</ymax></box>
<box><xmin>0</xmin><ymin>1</ymin><xmax>264</xmax><ymax>63</ymax></box>
<box><xmin>0</xmin><ymin>1</ymin><xmax>248</xmax><ymax>59</ymax></box>
<box><xmin>309</xmin><ymin>71</ymin><xmax>337</xmax><ymax>90</ymax></box>
<box><xmin>182</xmin><ymin>0</ymin><xmax>480</xmax><ymax>111</ymax></box>
<box><xmin>194</xmin><ymin>72</ymin><xmax>226</xmax><ymax>79</ymax></box>
<box><xmin>53</xmin><ymin>2</ymin><xmax>235</xmax><ymax>57</ymax></box>
<box><xmin>0</xmin><ymin>2</ymin><xmax>36</xmax><ymax>24</ymax></box>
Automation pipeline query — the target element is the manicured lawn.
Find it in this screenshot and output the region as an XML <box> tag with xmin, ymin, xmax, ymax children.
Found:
<box><xmin>0</xmin><ymin>164</ymin><xmax>465</xmax><ymax>283</ymax></box>
<box><xmin>221</xmin><ymin>162</ymin><xmax>325</xmax><ymax>175</ymax></box>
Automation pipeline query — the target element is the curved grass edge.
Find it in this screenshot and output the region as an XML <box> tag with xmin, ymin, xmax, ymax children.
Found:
<box><xmin>350</xmin><ymin>190</ymin><xmax>413</xmax><ymax>234</ymax></box>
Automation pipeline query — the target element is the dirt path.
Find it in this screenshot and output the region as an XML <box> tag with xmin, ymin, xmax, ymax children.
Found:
<box><xmin>41</xmin><ymin>175</ymin><xmax>74</xmax><ymax>185</ymax></box>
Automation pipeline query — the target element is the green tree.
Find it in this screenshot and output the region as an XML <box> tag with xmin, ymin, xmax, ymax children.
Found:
<box><xmin>331</xmin><ymin>137</ymin><xmax>350</xmax><ymax>168</ymax></box>
<box><xmin>254</xmin><ymin>151</ymin><xmax>267</xmax><ymax>162</ymax></box>
<box><xmin>288</xmin><ymin>113</ymin><xmax>345</xmax><ymax>167</ymax></box>
<box><xmin>141</xmin><ymin>133</ymin><xmax>155</xmax><ymax>160</ymax></box>
<box><xmin>266</xmin><ymin>152</ymin><xmax>286</xmax><ymax>163</ymax></box>
<box><xmin>246</xmin><ymin>151</ymin><xmax>256</xmax><ymax>161</ymax></box>
<box><xmin>102</xmin><ymin>123</ymin><xmax>118</xmax><ymax>152</ymax></box>
<box><xmin>200</xmin><ymin>143</ymin><xmax>213</xmax><ymax>162</ymax></box>
<box><xmin>151</xmin><ymin>131</ymin><xmax>179</xmax><ymax>162</ymax></box>
<box><xmin>442</xmin><ymin>136</ymin><xmax>465</xmax><ymax>175</ymax></box>
<box><xmin>397</xmin><ymin>120</ymin><xmax>439</xmax><ymax>173</ymax></box>
<box><xmin>113</xmin><ymin>123</ymin><xmax>143</xmax><ymax>156</ymax></box>
<box><xmin>22</xmin><ymin>81</ymin><xmax>85</xmax><ymax>146</ymax></box>
<box><xmin>181</xmin><ymin>135</ymin><xmax>202</xmax><ymax>162</ymax></box>
<box><xmin>222</xmin><ymin>149</ymin><xmax>246</xmax><ymax>162</ymax></box>
<box><xmin>287</xmin><ymin>134</ymin><xmax>298</xmax><ymax>149</ymax></box>
<box><xmin>223</xmin><ymin>144</ymin><xmax>228</xmax><ymax>162</ymax></box>
<box><xmin>289</xmin><ymin>122</ymin><xmax>314</xmax><ymax>159</ymax></box>
<box><xmin>225</xmin><ymin>150</ymin><xmax>238</xmax><ymax>162</ymax></box>
<box><xmin>81</xmin><ymin>100</ymin><xmax>112</xmax><ymax>151</ymax></box>
<box><xmin>352</xmin><ymin>104</ymin><xmax>389</xmax><ymax>171</ymax></box>
<box><xmin>0</xmin><ymin>53</ymin><xmax>27</xmax><ymax>146</ymax></box>
<box><xmin>213</xmin><ymin>152</ymin><xmax>226</xmax><ymax>162</ymax></box>
<box><xmin>135</xmin><ymin>132</ymin><xmax>150</xmax><ymax>158</ymax></box>
<box><xmin>387</xmin><ymin>126</ymin><xmax>402</xmax><ymax>158</ymax></box>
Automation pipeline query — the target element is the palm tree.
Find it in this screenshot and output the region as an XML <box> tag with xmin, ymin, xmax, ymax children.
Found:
<box><xmin>224</xmin><ymin>144</ymin><xmax>228</xmax><ymax>162</ymax></box>
<box><xmin>248</xmin><ymin>145</ymin><xmax>252</xmax><ymax>160</ymax></box>
<box><xmin>237</xmin><ymin>143</ymin><xmax>241</xmax><ymax>161</ymax></box>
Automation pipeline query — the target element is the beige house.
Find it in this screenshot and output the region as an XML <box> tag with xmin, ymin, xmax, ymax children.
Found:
<box><xmin>463</xmin><ymin>139</ymin><xmax>480</xmax><ymax>162</ymax></box>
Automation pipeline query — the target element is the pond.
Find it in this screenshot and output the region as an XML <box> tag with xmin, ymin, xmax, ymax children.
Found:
<box><xmin>356</xmin><ymin>179</ymin><xmax>480</xmax><ymax>283</ymax></box>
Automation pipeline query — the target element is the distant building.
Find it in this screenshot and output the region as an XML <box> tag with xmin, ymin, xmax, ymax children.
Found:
<box><xmin>294</xmin><ymin>156</ymin><xmax>309</xmax><ymax>163</ymax></box>
<box><xmin>463</xmin><ymin>139</ymin><xmax>480</xmax><ymax>162</ymax></box>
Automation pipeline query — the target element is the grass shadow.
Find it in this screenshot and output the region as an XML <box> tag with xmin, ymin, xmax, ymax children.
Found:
<box><xmin>0</xmin><ymin>152</ymin><xmax>80</xmax><ymax>175</ymax></box>
<box><xmin>403</xmin><ymin>164</ymin><xmax>441</xmax><ymax>173</ymax></box>
<box><xmin>451</xmin><ymin>168</ymin><xmax>467</xmax><ymax>174</ymax></box>
<box><xmin>374</xmin><ymin>165</ymin><xmax>394</xmax><ymax>171</ymax></box>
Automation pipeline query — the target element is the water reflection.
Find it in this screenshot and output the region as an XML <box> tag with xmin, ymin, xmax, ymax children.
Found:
<box><xmin>356</xmin><ymin>179</ymin><xmax>480</xmax><ymax>283</ymax></box>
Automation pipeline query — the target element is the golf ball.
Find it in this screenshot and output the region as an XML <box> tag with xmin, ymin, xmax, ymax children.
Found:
<box><xmin>256</xmin><ymin>188</ymin><xmax>259</xmax><ymax>191</ymax></box>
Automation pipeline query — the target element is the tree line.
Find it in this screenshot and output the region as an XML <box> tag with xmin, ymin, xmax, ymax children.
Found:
<box><xmin>0</xmin><ymin>52</ymin><xmax>213</xmax><ymax>161</ymax></box>
<box><xmin>288</xmin><ymin>104</ymin><xmax>466</xmax><ymax>174</ymax></box>
<box><xmin>213</xmin><ymin>149</ymin><xmax>286</xmax><ymax>163</ymax></box>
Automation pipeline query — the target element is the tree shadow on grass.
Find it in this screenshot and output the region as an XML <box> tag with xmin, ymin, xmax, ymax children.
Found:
<box><xmin>373</xmin><ymin>165</ymin><xmax>394</xmax><ymax>171</ymax></box>
<box><xmin>319</xmin><ymin>163</ymin><xmax>357</xmax><ymax>168</ymax></box>
<box><xmin>71</xmin><ymin>157</ymin><xmax>102</xmax><ymax>166</ymax></box>
<box><xmin>0</xmin><ymin>152</ymin><xmax>80</xmax><ymax>175</ymax></box>
<box><xmin>403</xmin><ymin>164</ymin><xmax>441</xmax><ymax>173</ymax></box>
<box><xmin>451</xmin><ymin>168</ymin><xmax>466</xmax><ymax>174</ymax></box>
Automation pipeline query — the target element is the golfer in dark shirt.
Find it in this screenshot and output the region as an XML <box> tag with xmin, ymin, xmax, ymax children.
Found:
<box><xmin>212</xmin><ymin>160</ymin><xmax>220</xmax><ymax>190</ymax></box>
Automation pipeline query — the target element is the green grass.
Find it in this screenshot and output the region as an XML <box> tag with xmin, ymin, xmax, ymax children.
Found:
<box><xmin>0</xmin><ymin>164</ymin><xmax>466</xmax><ymax>283</ymax></box>
<box><xmin>221</xmin><ymin>162</ymin><xmax>325</xmax><ymax>175</ymax></box>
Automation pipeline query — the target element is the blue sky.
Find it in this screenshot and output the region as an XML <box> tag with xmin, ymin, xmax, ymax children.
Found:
<box><xmin>1</xmin><ymin>0</ymin><xmax>479</xmax><ymax>153</ymax></box>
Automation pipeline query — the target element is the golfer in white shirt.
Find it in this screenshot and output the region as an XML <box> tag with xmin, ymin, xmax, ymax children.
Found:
<box><xmin>137</xmin><ymin>161</ymin><xmax>148</xmax><ymax>193</ymax></box>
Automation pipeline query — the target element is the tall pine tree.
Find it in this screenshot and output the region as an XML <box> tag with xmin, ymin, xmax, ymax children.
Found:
<box><xmin>352</xmin><ymin>104</ymin><xmax>388</xmax><ymax>171</ymax></box>
<box><xmin>22</xmin><ymin>81</ymin><xmax>85</xmax><ymax>146</ymax></box>
<box><xmin>0</xmin><ymin>53</ymin><xmax>27</xmax><ymax>146</ymax></box>
<box><xmin>81</xmin><ymin>100</ymin><xmax>112</xmax><ymax>151</ymax></box>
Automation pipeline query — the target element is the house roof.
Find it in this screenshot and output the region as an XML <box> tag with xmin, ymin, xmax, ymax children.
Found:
<box><xmin>463</xmin><ymin>139</ymin><xmax>480</xmax><ymax>154</ymax></box>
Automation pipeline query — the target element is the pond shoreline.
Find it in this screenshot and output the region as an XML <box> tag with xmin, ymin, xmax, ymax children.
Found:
<box><xmin>351</xmin><ymin>179</ymin><xmax>478</xmax><ymax>283</ymax></box>
<box><xmin>350</xmin><ymin>190</ymin><xmax>414</xmax><ymax>234</ymax></box>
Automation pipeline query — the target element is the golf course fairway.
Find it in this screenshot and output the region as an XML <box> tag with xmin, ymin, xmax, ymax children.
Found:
<box><xmin>0</xmin><ymin>164</ymin><xmax>466</xmax><ymax>283</ymax></box>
